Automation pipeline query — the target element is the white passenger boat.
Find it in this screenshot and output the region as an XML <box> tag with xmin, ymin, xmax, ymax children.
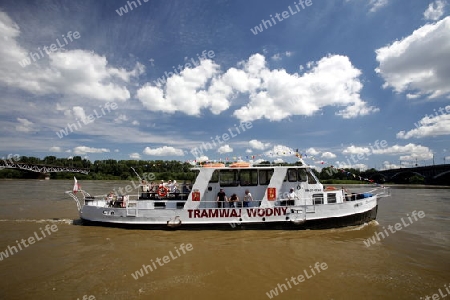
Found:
<box><xmin>66</xmin><ymin>160</ymin><xmax>390</xmax><ymax>229</ymax></box>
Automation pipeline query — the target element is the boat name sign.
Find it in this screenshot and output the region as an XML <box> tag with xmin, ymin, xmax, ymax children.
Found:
<box><xmin>187</xmin><ymin>207</ymin><xmax>288</xmax><ymax>219</ymax></box>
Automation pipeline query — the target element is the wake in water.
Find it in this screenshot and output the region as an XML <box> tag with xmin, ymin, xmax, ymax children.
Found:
<box><xmin>0</xmin><ymin>218</ymin><xmax>74</xmax><ymax>225</ymax></box>
<box><xmin>326</xmin><ymin>220</ymin><xmax>379</xmax><ymax>234</ymax></box>
<box><xmin>345</xmin><ymin>220</ymin><xmax>379</xmax><ymax>231</ymax></box>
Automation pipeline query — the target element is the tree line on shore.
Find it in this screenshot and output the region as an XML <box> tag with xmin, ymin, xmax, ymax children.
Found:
<box><xmin>0</xmin><ymin>155</ymin><xmax>426</xmax><ymax>184</ymax></box>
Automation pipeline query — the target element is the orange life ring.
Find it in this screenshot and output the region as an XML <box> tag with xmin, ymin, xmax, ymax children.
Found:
<box><xmin>158</xmin><ymin>186</ymin><xmax>169</xmax><ymax>197</ymax></box>
<box><xmin>324</xmin><ymin>186</ymin><xmax>337</xmax><ymax>191</ymax></box>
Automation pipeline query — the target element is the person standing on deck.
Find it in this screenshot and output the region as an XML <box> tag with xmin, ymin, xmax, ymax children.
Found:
<box><xmin>229</xmin><ymin>193</ymin><xmax>239</xmax><ymax>208</ymax></box>
<box><xmin>287</xmin><ymin>188</ymin><xmax>298</xmax><ymax>200</ymax></box>
<box><xmin>243</xmin><ymin>189</ymin><xmax>253</xmax><ymax>207</ymax></box>
<box><xmin>216</xmin><ymin>188</ymin><xmax>227</xmax><ymax>208</ymax></box>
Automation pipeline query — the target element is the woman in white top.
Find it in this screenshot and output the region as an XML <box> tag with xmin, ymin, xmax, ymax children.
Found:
<box><xmin>243</xmin><ymin>190</ymin><xmax>253</xmax><ymax>207</ymax></box>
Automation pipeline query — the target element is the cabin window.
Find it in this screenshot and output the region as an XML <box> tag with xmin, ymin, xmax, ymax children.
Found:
<box><xmin>210</xmin><ymin>170</ymin><xmax>219</xmax><ymax>183</ymax></box>
<box><xmin>307</xmin><ymin>170</ymin><xmax>317</xmax><ymax>184</ymax></box>
<box><xmin>259</xmin><ymin>169</ymin><xmax>274</xmax><ymax>185</ymax></box>
<box><xmin>313</xmin><ymin>194</ymin><xmax>323</xmax><ymax>205</ymax></box>
<box><xmin>287</xmin><ymin>168</ymin><xmax>298</xmax><ymax>182</ymax></box>
<box><xmin>219</xmin><ymin>170</ymin><xmax>239</xmax><ymax>187</ymax></box>
<box><xmin>298</xmin><ymin>169</ymin><xmax>307</xmax><ymax>182</ymax></box>
<box><xmin>327</xmin><ymin>193</ymin><xmax>337</xmax><ymax>204</ymax></box>
<box><xmin>239</xmin><ymin>169</ymin><xmax>258</xmax><ymax>186</ymax></box>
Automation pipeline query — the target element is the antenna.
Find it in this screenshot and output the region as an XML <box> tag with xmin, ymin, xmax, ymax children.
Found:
<box><xmin>130</xmin><ymin>167</ymin><xmax>143</xmax><ymax>182</ymax></box>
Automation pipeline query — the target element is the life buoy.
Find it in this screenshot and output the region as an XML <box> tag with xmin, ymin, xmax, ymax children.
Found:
<box><xmin>324</xmin><ymin>186</ymin><xmax>337</xmax><ymax>191</ymax></box>
<box><xmin>158</xmin><ymin>186</ymin><xmax>169</xmax><ymax>197</ymax></box>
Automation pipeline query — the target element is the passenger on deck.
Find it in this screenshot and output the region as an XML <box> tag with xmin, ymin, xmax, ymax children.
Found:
<box><xmin>287</xmin><ymin>188</ymin><xmax>298</xmax><ymax>200</ymax></box>
<box><xmin>106</xmin><ymin>191</ymin><xmax>115</xmax><ymax>207</ymax></box>
<box><xmin>229</xmin><ymin>193</ymin><xmax>239</xmax><ymax>208</ymax></box>
<box><xmin>141</xmin><ymin>180</ymin><xmax>149</xmax><ymax>199</ymax></box>
<box><xmin>243</xmin><ymin>190</ymin><xmax>253</xmax><ymax>207</ymax></box>
<box><xmin>167</xmin><ymin>180</ymin><xmax>179</xmax><ymax>193</ymax></box>
<box><xmin>182</xmin><ymin>182</ymin><xmax>190</xmax><ymax>193</ymax></box>
<box><xmin>342</xmin><ymin>187</ymin><xmax>350</xmax><ymax>201</ymax></box>
<box><xmin>172</xmin><ymin>180</ymin><xmax>179</xmax><ymax>193</ymax></box>
<box><xmin>216</xmin><ymin>188</ymin><xmax>227</xmax><ymax>208</ymax></box>
<box><xmin>167</xmin><ymin>180</ymin><xmax>174</xmax><ymax>191</ymax></box>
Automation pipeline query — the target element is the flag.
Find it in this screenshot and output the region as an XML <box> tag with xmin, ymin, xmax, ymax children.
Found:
<box><xmin>73</xmin><ymin>177</ymin><xmax>80</xmax><ymax>193</ymax></box>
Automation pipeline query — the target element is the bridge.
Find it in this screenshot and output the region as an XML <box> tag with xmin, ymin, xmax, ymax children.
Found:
<box><xmin>0</xmin><ymin>161</ymin><xmax>89</xmax><ymax>175</ymax></box>
<box><xmin>377</xmin><ymin>164</ymin><xmax>450</xmax><ymax>184</ymax></box>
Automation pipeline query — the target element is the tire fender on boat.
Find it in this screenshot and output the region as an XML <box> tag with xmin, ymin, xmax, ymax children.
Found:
<box><xmin>167</xmin><ymin>216</ymin><xmax>182</xmax><ymax>228</ymax></box>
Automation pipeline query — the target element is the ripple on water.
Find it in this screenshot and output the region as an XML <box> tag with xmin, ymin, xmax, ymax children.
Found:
<box><xmin>0</xmin><ymin>218</ymin><xmax>74</xmax><ymax>225</ymax></box>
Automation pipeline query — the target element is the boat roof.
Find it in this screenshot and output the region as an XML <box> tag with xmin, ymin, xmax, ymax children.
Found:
<box><xmin>190</xmin><ymin>160</ymin><xmax>312</xmax><ymax>170</ymax></box>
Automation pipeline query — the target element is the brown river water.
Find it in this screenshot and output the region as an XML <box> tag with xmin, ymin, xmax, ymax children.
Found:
<box><xmin>0</xmin><ymin>180</ymin><xmax>449</xmax><ymax>300</ymax></box>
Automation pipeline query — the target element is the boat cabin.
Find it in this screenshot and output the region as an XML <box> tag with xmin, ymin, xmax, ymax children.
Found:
<box><xmin>183</xmin><ymin>163</ymin><xmax>347</xmax><ymax>209</ymax></box>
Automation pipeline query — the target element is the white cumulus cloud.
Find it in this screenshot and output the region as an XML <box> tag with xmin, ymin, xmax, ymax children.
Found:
<box><xmin>233</xmin><ymin>54</ymin><xmax>378</xmax><ymax>121</ymax></box>
<box><xmin>397</xmin><ymin>108</ymin><xmax>450</xmax><ymax>139</ymax></box>
<box><xmin>249</xmin><ymin>139</ymin><xmax>271</xmax><ymax>150</ymax></box>
<box><xmin>369</xmin><ymin>0</ymin><xmax>389</xmax><ymax>13</ymax></box>
<box><xmin>306</xmin><ymin>147</ymin><xmax>320</xmax><ymax>156</ymax></box>
<box><xmin>372</xmin><ymin>143</ymin><xmax>433</xmax><ymax>161</ymax></box>
<box><xmin>0</xmin><ymin>11</ymin><xmax>142</xmax><ymax>102</ymax></box>
<box><xmin>217</xmin><ymin>144</ymin><xmax>233</xmax><ymax>154</ymax></box>
<box><xmin>73</xmin><ymin>146</ymin><xmax>110</xmax><ymax>155</ymax></box>
<box><xmin>49</xmin><ymin>146</ymin><xmax>62</xmax><ymax>152</ymax></box>
<box><xmin>265</xmin><ymin>145</ymin><xmax>295</xmax><ymax>157</ymax></box>
<box><xmin>16</xmin><ymin>118</ymin><xmax>37</xmax><ymax>133</ymax></box>
<box><xmin>129</xmin><ymin>152</ymin><xmax>141</xmax><ymax>160</ymax></box>
<box><xmin>375</xmin><ymin>17</ymin><xmax>450</xmax><ymax>99</ymax></box>
<box><xmin>424</xmin><ymin>0</ymin><xmax>446</xmax><ymax>21</ymax></box>
<box><xmin>137</xmin><ymin>52</ymin><xmax>378</xmax><ymax>121</ymax></box>
<box><xmin>321</xmin><ymin>152</ymin><xmax>337</xmax><ymax>159</ymax></box>
<box><xmin>143</xmin><ymin>146</ymin><xmax>184</xmax><ymax>156</ymax></box>
<box><xmin>342</xmin><ymin>145</ymin><xmax>371</xmax><ymax>155</ymax></box>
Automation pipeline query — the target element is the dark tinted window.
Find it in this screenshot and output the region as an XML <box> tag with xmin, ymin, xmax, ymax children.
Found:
<box><xmin>220</xmin><ymin>170</ymin><xmax>238</xmax><ymax>187</ymax></box>
<box><xmin>313</xmin><ymin>193</ymin><xmax>323</xmax><ymax>205</ymax></box>
<box><xmin>287</xmin><ymin>168</ymin><xmax>298</xmax><ymax>182</ymax></box>
<box><xmin>210</xmin><ymin>170</ymin><xmax>219</xmax><ymax>183</ymax></box>
<box><xmin>298</xmin><ymin>169</ymin><xmax>307</xmax><ymax>182</ymax></box>
<box><xmin>239</xmin><ymin>169</ymin><xmax>258</xmax><ymax>186</ymax></box>
<box><xmin>259</xmin><ymin>169</ymin><xmax>274</xmax><ymax>185</ymax></box>
<box><xmin>327</xmin><ymin>193</ymin><xmax>336</xmax><ymax>203</ymax></box>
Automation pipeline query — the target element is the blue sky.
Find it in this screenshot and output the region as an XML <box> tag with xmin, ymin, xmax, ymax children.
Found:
<box><xmin>0</xmin><ymin>0</ymin><xmax>449</xmax><ymax>170</ymax></box>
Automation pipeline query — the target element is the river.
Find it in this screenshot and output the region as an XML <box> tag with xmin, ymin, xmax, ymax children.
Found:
<box><xmin>0</xmin><ymin>180</ymin><xmax>449</xmax><ymax>300</ymax></box>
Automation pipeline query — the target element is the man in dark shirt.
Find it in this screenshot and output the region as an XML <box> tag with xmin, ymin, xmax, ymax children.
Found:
<box><xmin>216</xmin><ymin>188</ymin><xmax>227</xmax><ymax>208</ymax></box>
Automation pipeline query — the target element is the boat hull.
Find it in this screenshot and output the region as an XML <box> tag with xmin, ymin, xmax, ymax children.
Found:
<box><xmin>77</xmin><ymin>197</ymin><xmax>378</xmax><ymax>230</ymax></box>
